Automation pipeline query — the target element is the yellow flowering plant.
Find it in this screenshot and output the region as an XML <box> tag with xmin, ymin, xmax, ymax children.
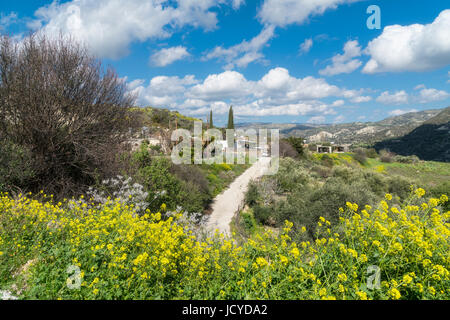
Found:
<box><xmin>0</xmin><ymin>189</ymin><xmax>448</xmax><ymax>300</ymax></box>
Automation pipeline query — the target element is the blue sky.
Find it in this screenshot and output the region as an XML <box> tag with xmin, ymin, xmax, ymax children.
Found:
<box><xmin>1</xmin><ymin>0</ymin><xmax>450</xmax><ymax>126</ymax></box>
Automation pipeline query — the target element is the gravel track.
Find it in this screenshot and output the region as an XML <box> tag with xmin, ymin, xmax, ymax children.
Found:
<box><xmin>205</xmin><ymin>157</ymin><xmax>272</xmax><ymax>236</ymax></box>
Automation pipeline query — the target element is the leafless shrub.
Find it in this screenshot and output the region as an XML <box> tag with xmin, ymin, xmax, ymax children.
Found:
<box><xmin>379</xmin><ymin>149</ymin><xmax>395</xmax><ymax>163</ymax></box>
<box><xmin>279</xmin><ymin>140</ymin><xmax>298</xmax><ymax>158</ymax></box>
<box><xmin>0</xmin><ymin>33</ymin><xmax>136</xmax><ymax>197</ymax></box>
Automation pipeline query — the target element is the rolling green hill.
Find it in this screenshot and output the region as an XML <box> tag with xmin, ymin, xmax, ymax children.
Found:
<box><xmin>130</xmin><ymin>106</ymin><xmax>201</xmax><ymax>132</ymax></box>
<box><xmin>374</xmin><ymin>107</ymin><xmax>450</xmax><ymax>162</ymax></box>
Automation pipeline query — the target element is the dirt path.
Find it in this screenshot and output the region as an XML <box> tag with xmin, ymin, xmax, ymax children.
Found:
<box><xmin>205</xmin><ymin>157</ymin><xmax>272</xmax><ymax>236</ymax></box>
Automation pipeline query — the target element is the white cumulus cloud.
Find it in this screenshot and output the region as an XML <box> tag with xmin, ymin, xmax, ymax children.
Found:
<box><xmin>31</xmin><ymin>0</ymin><xmax>242</xmax><ymax>59</ymax></box>
<box><xmin>129</xmin><ymin>67</ymin><xmax>369</xmax><ymax>119</ymax></box>
<box><xmin>388</xmin><ymin>109</ymin><xmax>418</xmax><ymax>117</ymax></box>
<box><xmin>258</xmin><ymin>0</ymin><xmax>359</xmax><ymax>27</ymax></box>
<box><xmin>150</xmin><ymin>46</ymin><xmax>190</xmax><ymax>67</ymax></box>
<box><xmin>418</xmin><ymin>87</ymin><xmax>450</xmax><ymax>103</ymax></box>
<box><xmin>319</xmin><ymin>40</ymin><xmax>362</xmax><ymax>76</ymax></box>
<box><xmin>299</xmin><ymin>38</ymin><xmax>313</xmax><ymax>54</ymax></box>
<box><xmin>350</xmin><ymin>96</ymin><xmax>372</xmax><ymax>103</ymax></box>
<box><xmin>363</xmin><ymin>10</ymin><xmax>450</xmax><ymax>73</ymax></box>
<box><xmin>204</xmin><ymin>25</ymin><xmax>275</xmax><ymax>69</ymax></box>
<box><xmin>376</xmin><ymin>91</ymin><xmax>409</xmax><ymax>105</ymax></box>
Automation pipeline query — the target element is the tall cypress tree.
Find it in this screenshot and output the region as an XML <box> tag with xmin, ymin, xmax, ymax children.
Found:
<box><xmin>209</xmin><ymin>110</ymin><xmax>214</xmax><ymax>128</ymax></box>
<box><xmin>227</xmin><ymin>105</ymin><xmax>234</xmax><ymax>129</ymax></box>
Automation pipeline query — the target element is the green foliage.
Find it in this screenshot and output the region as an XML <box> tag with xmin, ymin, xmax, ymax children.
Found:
<box><xmin>149</xmin><ymin>145</ymin><xmax>162</xmax><ymax>153</ymax></box>
<box><xmin>132</xmin><ymin>142</ymin><xmax>152</xmax><ymax>167</ymax></box>
<box><xmin>2</xmin><ymin>190</ymin><xmax>448</xmax><ymax>300</ymax></box>
<box><xmin>227</xmin><ymin>106</ymin><xmax>234</xmax><ymax>130</ymax></box>
<box><xmin>245</xmin><ymin>183</ymin><xmax>260</xmax><ymax>206</ymax></box>
<box><xmin>285</xmin><ymin>137</ymin><xmax>305</xmax><ymax>156</ymax></box>
<box><xmin>374</xmin><ymin>107</ymin><xmax>450</xmax><ymax>162</ymax></box>
<box><xmin>430</xmin><ymin>181</ymin><xmax>450</xmax><ymax>212</ymax></box>
<box><xmin>130</xmin><ymin>106</ymin><xmax>201</xmax><ymax>131</ymax></box>
<box><xmin>209</xmin><ymin>110</ymin><xmax>214</xmax><ymax>128</ymax></box>
<box><xmin>273</xmin><ymin>158</ymin><xmax>310</xmax><ymax>192</ymax></box>
<box><xmin>353</xmin><ymin>148</ymin><xmax>368</xmax><ymax>164</ymax></box>
<box><xmin>245</xmin><ymin>157</ymin><xmax>419</xmax><ymax>239</ymax></box>
<box><xmin>241</xmin><ymin>211</ymin><xmax>257</xmax><ymax>233</ymax></box>
<box><xmin>253</xmin><ymin>205</ymin><xmax>273</xmax><ymax>225</ymax></box>
<box><xmin>0</xmin><ymin>140</ymin><xmax>35</xmax><ymax>193</ymax></box>
<box><xmin>366</xmin><ymin>148</ymin><xmax>378</xmax><ymax>158</ymax></box>
<box><xmin>394</xmin><ymin>155</ymin><xmax>420</xmax><ymax>164</ymax></box>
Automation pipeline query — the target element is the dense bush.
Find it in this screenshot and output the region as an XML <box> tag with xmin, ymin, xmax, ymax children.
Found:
<box><xmin>284</xmin><ymin>137</ymin><xmax>305</xmax><ymax>157</ymax></box>
<box><xmin>125</xmin><ymin>142</ymin><xmax>215</xmax><ymax>214</ymax></box>
<box><xmin>366</xmin><ymin>148</ymin><xmax>378</xmax><ymax>158</ymax></box>
<box><xmin>246</xmin><ymin>158</ymin><xmax>417</xmax><ymax>239</ymax></box>
<box><xmin>380</xmin><ymin>150</ymin><xmax>395</xmax><ymax>163</ymax></box>
<box><xmin>394</xmin><ymin>155</ymin><xmax>420</xmax><ymax>164</ymax></box>
<box><xmin>386</xmin><ymin>176</ymin><xmax>415</xmax><ymax>200</ymax></box>
<box><xmin>1</xmin><ymin>190</ymin><xmax>448</xmax><ymax>300</ymax></box>
<box><xmin>245</xmin><ymin>183</ymin><xmax>260</xmax><ymax>207</ymax></box>
<box><xmin>170</xmin><ymin>164</ymin><xmax>210</xmax><ymax>196</ymax></box>
<box><xmin>273</xmin><ymin>158</ymin><xmax>310</xmax><ymax>192</ymax></box>
<box><xmin>279</xmin><ymin>140</ymin><xmax>298</xmax><ymax>158</ymax></box>
<box><xmin>240</xmin><ymin>211</ymin><xmax>257</xmax><ymax>234</ymax></box>
<box><xmin>0</xmin><ymin>140</ymin><xmax>35</xmax><ymax>193</ymax></box>
<box><xmin>311</xmin><ymin>165</ymin><xmax>332</xmax><ymax>179</ymax></box>
<box><xmin>353</xmin><ymin>148</ymin><xmax>368</xmax><ymax>164</ymax></box>
<box><xmin>430</xmin><ymin>181</ymin><xmax>450</xmax><ymax>212</ymax></box>
<box><xmin>320</xmin><ymin>154</ymin><xmax>335</xmax><ymax>168</ymax></box>
<box><xmin>0</xmin><ymin>34</ymin><xmax>135</xmax><ymax>197</ymax></box>
<box><xmin>134</xmin><ymin>156</ymin><xmax>208</xmax><ymax>214</ymax></box>
<box><xmin>253</xmin><ymin>205</ymin><xmax>273</xmax><ymax>225</ymax></box>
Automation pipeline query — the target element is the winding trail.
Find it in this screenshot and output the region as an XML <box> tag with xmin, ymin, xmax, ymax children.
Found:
<box><xmin>205</xmin><ymin>157</ymin><xmax>272</xmax><ymax>236</ymax></box>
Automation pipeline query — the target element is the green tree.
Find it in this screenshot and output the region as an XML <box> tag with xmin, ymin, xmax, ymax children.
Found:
<box><xmin>227</xmin><ymin>106</ymin><xmax>234</xmax><ymax>129</ymax></box>
<box><xmin>285</xmin><ymin>137</ymin><xmax>305</xmax><ymax>156</ymax></box>
<box><xmin>209</xmin><ymin>110</ymin><xmax>214</xmax><ymax>128</ymax></box>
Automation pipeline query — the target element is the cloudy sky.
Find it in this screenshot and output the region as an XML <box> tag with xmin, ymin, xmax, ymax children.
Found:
<box><xmin>2</xmin><ymin>0</ymin><xmax>450</xmax><ymax>125</ymax></box>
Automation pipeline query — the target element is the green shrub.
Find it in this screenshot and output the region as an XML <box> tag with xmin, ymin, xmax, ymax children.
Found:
<box><xmin>132</xmin><ymin>142</ymin><xmax>152</xmax><ymax>168</ymax></box>
<box><xmin>1</xmin><ymin>188</ymin><xmax>448</xmax><ymax>300</ymax></box>
<box><xmin>0</xmin><ymin>140</ymin><xmax>35</xmax><ymax>193</ymax></box>
<box><xmin>394</xmin><ymin>155</ymin><xmax>420</xmax><ymax>164</ymax></box>
<box><xmin>149</xmin><ymin>145</ymin><xmax>162</xmax><ymax>153</ymax></box>
<box><xmin>430</xmin><ymin>181</ymin><xmax>450</xmax><ymax>212</ymax></box>
<box><xmin>366</xmin><ymin>148</ymin><xmax>378</xmax><ymax>158</ymax></box>
<box><xmin>386</xmin><ymin>176</ymin><xmax>414</xmax><ymax>200</ymax></box>
<box><xmin>240</xmin><ymin>212</ymin><xmax>257</xmax><ymax>233</ymax></box>
<box><xmin>285</xmin><ymin>137</ymin><xmax>305</xmax><ymax>156</ymax></box>
<box><xmin>306</xmin><ymin>177</ymin><xmax>377</xmax><ymax>233</ymax></box>
<box><xmin>245</xmin><ymin>182</ymin><xmax>260</xmax><ymax>206</ymax></box>
<box><xmin>274</xmin><ymin>158</ymin><xmax>310</xmax><ymax>192</ymax></box>
<box><xmin>253</xmin><ymin>205</ymin><xmax>273</xmax><ymax>225</ymax></box>
<box><xmin>353</xmin><ymin>148</ymin><xmax>368</xmax><ymax>164</ymax></box>
<box><xmin>321</xmin><ymin>154</ymin><xmax>335</xmax><ymax>167</ymax></box>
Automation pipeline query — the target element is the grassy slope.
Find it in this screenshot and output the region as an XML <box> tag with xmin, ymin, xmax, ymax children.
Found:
<box><xmin>313</xmin><ymin>152</ymin><xmax>450</xmax><ymax>187</ymax></box>
<box><xmin>365</xmin><ymin>158</ymin><xmax>450</xmax><ymax>187</ymax></box>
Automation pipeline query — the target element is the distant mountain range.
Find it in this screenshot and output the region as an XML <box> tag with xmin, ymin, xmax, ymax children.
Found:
<box><xmin>236</xmin><ymin>108</ymin><xmax>445</xmax><ymax>145</ymax></box>
<box><xmin>374</xmin><ymin>107</ymin><xmax>450</xmax><ymax>162</ymax></box>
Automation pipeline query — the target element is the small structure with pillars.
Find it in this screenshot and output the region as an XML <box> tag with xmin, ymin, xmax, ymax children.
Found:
<box><xmin>316</xmin><ymin>144</ymin><xmax>349</xmax><ymax>154</ymax></box>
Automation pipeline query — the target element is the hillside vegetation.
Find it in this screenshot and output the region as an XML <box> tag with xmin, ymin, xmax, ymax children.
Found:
<box><xmin>130</xmin><ymin>106</ymin><xmax>201</xmax><ymax>132</ymax></box>
<box><xmin>238</xmin><ymin>151</ymin><xmax>449</xmax><ymax>239</ymax></box>
<box><xmin>237</xmin><ymin>108</ymin><xmax>443</xmax><ymax>145</ymax></box>
<box><xmin>374</xmin><ymin>107</ymin><xmax>450</xmax><ymax>162</ymax></box>
<box><xmin>0</xmin><ymin>187</ymin><xmax>448</xmax><ymax>300</ymax></box>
